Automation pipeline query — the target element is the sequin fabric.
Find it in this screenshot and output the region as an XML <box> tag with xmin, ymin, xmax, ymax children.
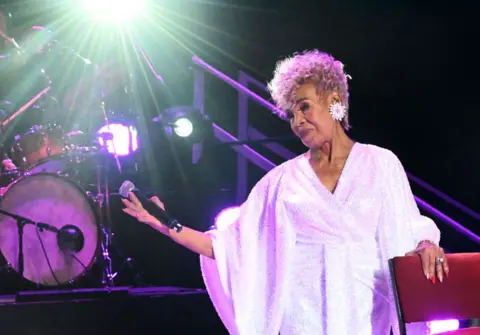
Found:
<box><xmin>200</xmin><ymin>143</ymin><xmax>440</xmax><ymax>335</ymax></box>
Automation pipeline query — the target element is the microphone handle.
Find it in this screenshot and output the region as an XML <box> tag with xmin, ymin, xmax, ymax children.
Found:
<box><xmin>131</xmin><ymin>189</ymin><xmax>183</xmax><ymax>233</ymax></box>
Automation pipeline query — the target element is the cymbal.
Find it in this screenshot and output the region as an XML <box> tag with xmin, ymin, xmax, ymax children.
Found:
<box><xmin>66</xmin><ymin>130</ymin><xmax>91</xmax><ymax>147</ymax></box>
<box><xmin>66</xmin><ymin>130</ymin><xmax>86</xmax><ymax>137</ymax></box>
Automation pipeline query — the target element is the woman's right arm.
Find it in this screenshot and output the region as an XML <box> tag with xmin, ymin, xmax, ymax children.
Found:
<box><xmin>121</xmin><ymin>193</ymin><xmax>215</xmax><ymax>259</ymax></box>
<box><xmin>154</xmin><ymin>221</ymin><xmax>215</xmax><ymax>259</ymax></box>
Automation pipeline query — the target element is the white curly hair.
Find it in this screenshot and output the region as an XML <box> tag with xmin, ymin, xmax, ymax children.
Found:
<box><xmin>267</xmin><ymin>50</ymin><xmax>351</xmax><ymax>130</ymax></box>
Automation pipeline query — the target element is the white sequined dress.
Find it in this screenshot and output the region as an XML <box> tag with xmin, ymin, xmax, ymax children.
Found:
<box><xmin>200</xmin><ymin>143</ymin><xmax>440</xmax><ymax>335</ymax></box>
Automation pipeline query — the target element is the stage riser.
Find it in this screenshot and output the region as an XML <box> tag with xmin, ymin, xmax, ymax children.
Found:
<box><xmin>0</xmin><ymin>294</ymin><xmax>227</xmax><ymax>335</ymax></box>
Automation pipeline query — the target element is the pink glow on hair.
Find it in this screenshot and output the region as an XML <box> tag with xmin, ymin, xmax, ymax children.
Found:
<box><xmin>267</xmin><ymin>50</ymin><xmax>351</xmax><ymax>130</ymax></box>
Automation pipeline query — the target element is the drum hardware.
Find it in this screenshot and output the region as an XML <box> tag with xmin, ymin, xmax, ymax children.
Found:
<box><xmin>90</xmin><ymin>89</ymin><xmax>146</xmax><ymax>287</ymax></box>
<box><xmin>99</xmin><ymin>102</ymin><xmax>123</xmax><ymax>174</ymax></box>
<box><xmin>14</xmin><ymin>148</ymin><xmax>116</xmax><ymax>286</ymax></box>
<box><xmin>0</xmin><ymin>28</ymin><xmax>145</xmax><ymax>288</ymax></box>
<box><xmin>94</xmin><ymin>83</ymin><xmax>122</xmax><ymax>282</ymax></box>
<box><xmin>0</xmin><ymin>173</ymin><xmax>99</xmax><ymax>286</ymax></box>
<box><xmin>45</xmin><ymin>135</ymin><xmax>51</xmax><ymax>156</ymax></box>
<box><xmin>4</xmin><ymin>132</ymin><xmax>144</xmax><ymax>287</ymax></box>
<box><xmin>0</xmin><ymin>207</ymin><xmax>85</xmax><ymax>285</ymax></box>
<box><xmin>0</xmin><ymin>14</ymin><xmax>144</xmax><ymax>288</ymax></box>
<box><xmin>94</xmin><ymin>126</ymin><xmax>143</xmax><ymax>287</ymax></box>
<box><xmin>93</xmin><ymin>131</ymin><xmax>115</xmax><ymax>286</ymax></box>
<box><xmin>93</xmin><ymin>143</ymin><xmax>145</xmax><ymax>287</ymax></box>
<box><xmin>11</xmin><ymin>135</ymin><xmax>26</xmax><ymax>166</ymax></box>
<box><xmin>85</xmin><ymin>189</ymin><xmax>145</xmax><ymax>287</ymax></box>
<box><xmin>1</xmin><ymin>86</ymin><xmax>52</xmax><ymax>135</ymax></box>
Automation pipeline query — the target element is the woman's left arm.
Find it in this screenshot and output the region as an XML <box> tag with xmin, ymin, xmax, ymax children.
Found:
<box><xmin>382</xmin><ymin>149</ymin><xmax>449</xmax><ymax>283</ymax></box>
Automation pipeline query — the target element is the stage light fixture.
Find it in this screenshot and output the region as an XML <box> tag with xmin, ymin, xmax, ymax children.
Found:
<box><xmin>214</xmin><ymin>206</ymin><xmax>240</xmax><ymax>230</ymax></box>
<box><xmin>155</xmin><ymin>106</ymin><xmax>210</xmax><ymax>142</ymax></box>
<box><xmin>173</xmin><ymin>117</ymin><xmax>194</xmax><ymax>138</ymax></box>
<box><xmin>97</xmin><ymin>123</ymin><xmax>138</xmax><ymax>156</ymax></box>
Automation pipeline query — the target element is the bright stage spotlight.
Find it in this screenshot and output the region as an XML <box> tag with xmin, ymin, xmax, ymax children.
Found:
<box><xmin>82</xmin><ymin>0</ymin><xmax>145</xmax><ymax>22</ymax></box>
<box><xmin>214</xmin><ymin>206</ymin><xmax>241</xmax><ymax>230</ymax></box>
<box><xmin>97</xmin><ymin>123</ymin><xmax>138</xmax><ymax>156</ymax></box>
<box><xmin>155</xmin><ymin>106</ymin><xmax>210</xmax><ymax>142</ymax></box>
<box><xmin>173</xmin><ymin>117</ymin><xmax>194</xmax><ymax>138</ymax></box>
<box><xmin>429</xmin><ymin>320</ymin><xmax>459</xmax><ymax>334</ymax></box>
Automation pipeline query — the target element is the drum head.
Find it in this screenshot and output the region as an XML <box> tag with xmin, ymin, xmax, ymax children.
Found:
<box><xmin>0</xmin><ymin>173</ymin><xmax>99</xmax><ymax>285</ymax></box>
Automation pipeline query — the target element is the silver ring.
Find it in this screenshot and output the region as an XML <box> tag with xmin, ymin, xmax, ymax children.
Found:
<box><xmin>437</xmin><ymin>257</ymin><xmax>445</xmax><ymax>264</ymax></box>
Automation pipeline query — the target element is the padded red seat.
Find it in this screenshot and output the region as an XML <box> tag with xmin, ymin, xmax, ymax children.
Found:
<box><xmin>389</xmin><ymin>253</ymin><xmax>480</xmax><ymax>335</ymax></box>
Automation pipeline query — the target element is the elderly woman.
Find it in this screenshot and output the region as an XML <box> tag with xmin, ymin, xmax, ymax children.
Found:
<box><xmin>122</xmin><ymin>50</ymin><xmax>448</xmax><ymax>335</ymax></box>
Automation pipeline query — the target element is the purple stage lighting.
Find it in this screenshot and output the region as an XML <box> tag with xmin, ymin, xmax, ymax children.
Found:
<box><xmin>214</xmin><ymin>206</ymin><xmax>240</xmax><ymax>230</ymax></box>
<box><xmin>429</xmin><ymin>320</ymin><xmax>459</xmax><ymax>334</ymax></box>
<box><xmin>97</xmin><ymin>123</ymin><xmax>138</xmax><ymax>156</ymax></box>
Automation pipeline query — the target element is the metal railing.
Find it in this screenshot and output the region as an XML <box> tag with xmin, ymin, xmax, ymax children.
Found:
<box><xmin>191</xmin><ymin>55</ymin><xmax>480</xmax><ymax>245</ymax></box>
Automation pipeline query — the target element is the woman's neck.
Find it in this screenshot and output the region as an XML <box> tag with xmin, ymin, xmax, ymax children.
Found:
<box><xmin>309</xmin><ymin>128</ymin><xmax>355</xmax><ymax>165</ymax></box>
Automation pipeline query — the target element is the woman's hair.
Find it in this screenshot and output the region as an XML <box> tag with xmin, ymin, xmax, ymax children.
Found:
<box><xmin>267</xmin><ymin>50</ymin><xmax>351</xmax><ymax>130</ymax></box>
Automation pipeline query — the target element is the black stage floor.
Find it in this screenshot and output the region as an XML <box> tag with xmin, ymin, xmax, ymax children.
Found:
<box><xmin>0</xmin><ymin>287</ymin><xmax>228</xmax><ymax>335</ymax></box>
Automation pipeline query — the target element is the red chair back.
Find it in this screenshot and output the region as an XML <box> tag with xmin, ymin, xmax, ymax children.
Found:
<box><xmin>389</xmin><ymin>253</ymin><xmax>480</xmax><ymax>328</ymax></box>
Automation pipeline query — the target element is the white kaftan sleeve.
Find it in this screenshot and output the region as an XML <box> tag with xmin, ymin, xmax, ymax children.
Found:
<box><xmin>199</xmin><ymin>172</ymin><xmax>295</xmax><ymax>335</ymax></box>
<box><xmin>381</xmin><ymin>149</ymin><xmax>440</xmax><ymax>248</ymax></box>
<box><xmin>376</xmin><ymin>147</ymin><xmax>441</xmax><ymax>335</ymax></box>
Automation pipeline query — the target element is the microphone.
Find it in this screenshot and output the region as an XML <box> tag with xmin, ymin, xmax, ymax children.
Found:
<box><xmin>119</xmin><ymin>180</ymin><xmax>183</xmax><ymax>233</ymax></box>
<box><xmin>56</xmin><ymin>225</ymin><xmax>84</xmax><ymax>253</ymax></box>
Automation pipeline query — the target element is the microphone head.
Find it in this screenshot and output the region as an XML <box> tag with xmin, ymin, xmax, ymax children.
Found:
<box><xmin>57</xmin><ymin>225</ymin><xmax>84</xmax><ymax>253</ymax></box>
<box><xmin>119</xmin><ymin>180</ymin><xmax>136</xmax><ymax>198</ymax></box>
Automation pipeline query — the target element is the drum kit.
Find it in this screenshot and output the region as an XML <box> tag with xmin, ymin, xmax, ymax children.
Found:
<box><xmin>0</xmin><ymin>12</ymin><xmax>144</xmax><ymax>293</ymax></box>
<box><xmin>0</xmin><ymin>123</ymin><xmax>126</xmax><ymax>289</ymax></box>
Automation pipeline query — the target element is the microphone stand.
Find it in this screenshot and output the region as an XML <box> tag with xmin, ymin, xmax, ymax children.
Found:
<box><xmin>95</xmin><ymin>136</ymin><xmax>146</xmax><ymax>287</ymax></box>
<box><xmin>0</xmin><ymin>208</ymin><xmax>58</xmax><ymax>279</ymax></box>
<box><xmin>93</xmin><ymin>66</ymin><xmax>146</xmax><ymax>287</ymax></box>
<box><xmin>94</xmin><ymin>69</ymin><xmax>122</xmax><ymax>287</ymax></box>
<box><xmin>93</xmin><ymin>139</ymin><xmax>115</xmax><ymax>287</ymax></box>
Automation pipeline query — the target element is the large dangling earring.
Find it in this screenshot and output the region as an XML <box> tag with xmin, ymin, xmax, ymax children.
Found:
<box><xmin>329</xmin><ymin>102</ymin><xmax>346</xmax><ymax>122</ymax></box>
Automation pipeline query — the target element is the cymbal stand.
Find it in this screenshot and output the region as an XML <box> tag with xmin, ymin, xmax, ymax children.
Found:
<box><xmin>99</xmin><ymin>101</ymin><xmax>122</xmax><ymax>175</ymax></box>
<box><xmin>95</xmin><ymin>101</ymin><xmax>145</xmax><ymax>287</ymax></box>
<box><xmin>94</xmin><ymin>135</ymin><xmax>116</xmax><ymax>287</ymax></box>
<box><xmin>88</xmin><ymin>66</ymin><xmax>121</xmax><ymax>286</ymax></box>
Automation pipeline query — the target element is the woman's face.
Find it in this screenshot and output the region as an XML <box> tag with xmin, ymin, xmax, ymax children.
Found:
<box><xmin>288</xmin><ymin>83</ymin><xmax>338</xmax><ymax>149</ymax></box>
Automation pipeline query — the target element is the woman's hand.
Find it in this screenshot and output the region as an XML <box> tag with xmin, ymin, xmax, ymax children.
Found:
<box><xmin>406</xmin><ymin>241</ymin><xmax>449</xmax><ymax>283</ymax></box>
<box><xmin>121</xmin><ymin>192</ymin><xmax>166</xmax><ymax>229</ymax></box>
<box><xmin>123</xmin><ymin>192</ymin><xmax>214</xmax><ymax>258</ymax></box>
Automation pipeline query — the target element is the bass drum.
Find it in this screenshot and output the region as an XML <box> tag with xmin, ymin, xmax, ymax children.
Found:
<box><xmin>0</xmin><ymin>169</ymin><xmax>22</xmax><ymax>198</ymax></box>
<box><xmin>0</xmin><ymin>173</ymin><xmax>100</xmax><ymax>286</ymax></box>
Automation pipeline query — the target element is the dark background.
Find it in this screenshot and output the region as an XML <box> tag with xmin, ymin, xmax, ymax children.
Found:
<box><xmin>0</xmin><ymin>0</ymin><xmax>478</xmax><ymax>290</ymax></box>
